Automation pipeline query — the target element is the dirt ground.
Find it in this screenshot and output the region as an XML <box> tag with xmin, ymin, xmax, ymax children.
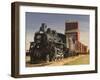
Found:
<box><xmin>26</xmin><ymin>54</ymin><xmax>89</xmax><ymax>67</ymax></box>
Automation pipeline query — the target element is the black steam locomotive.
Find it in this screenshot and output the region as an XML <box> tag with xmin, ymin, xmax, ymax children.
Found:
<box><xmin>29</xmin><ymin>23</ymin><xmax>67</xmax><ymax>63</ymax></box>
<box><xmin>28</xmin><ymin>22</ymin><xmax>88</xmax><ymax>64</ymax></box>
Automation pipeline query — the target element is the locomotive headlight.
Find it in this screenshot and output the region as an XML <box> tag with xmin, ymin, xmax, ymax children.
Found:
<box><xmin>36</xmin><ymin>35</ymin><xmax>41</xmax><ymax>39</ymax></box>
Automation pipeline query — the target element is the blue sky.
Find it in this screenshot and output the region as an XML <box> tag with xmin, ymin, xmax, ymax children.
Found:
<box><xmin>25</xmin><ymin>12</ymin><xmax>89</xmax><ymax>51</ymax></box>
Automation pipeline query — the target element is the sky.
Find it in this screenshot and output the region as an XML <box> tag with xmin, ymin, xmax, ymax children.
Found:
<box><xmin>25</xmin><ymin>12</ymin><xmax>90</xmax><ymax>51</ymax></box>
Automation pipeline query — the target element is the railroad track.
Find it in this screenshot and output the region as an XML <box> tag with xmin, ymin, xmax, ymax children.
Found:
<box><xmin>26</xmin><ymin>54</ymin><xmax>89</xmax><ymax>67</ymax></box>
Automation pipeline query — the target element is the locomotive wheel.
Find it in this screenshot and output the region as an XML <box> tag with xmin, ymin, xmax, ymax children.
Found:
<box><xmin>53</xmin><ymin>56</ymin><xmax>57</xmax><ymax>61</ymax></box>
<box><xmin>46</xmin><ymin>54</ymin><xmax>50</xmax><ymax>63</ymax></box>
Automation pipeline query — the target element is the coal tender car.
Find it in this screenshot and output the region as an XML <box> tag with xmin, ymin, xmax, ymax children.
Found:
<box><xmin>29</xmin><ymin>23</ymin><xmax>66</xmax><ymax>63</ymax></box>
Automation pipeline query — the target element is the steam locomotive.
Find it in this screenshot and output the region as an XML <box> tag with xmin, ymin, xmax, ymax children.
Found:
<box><xmin>29</xmin><ymin>23</ymin><xmax>84</xmax><ymax>64</ymax></box>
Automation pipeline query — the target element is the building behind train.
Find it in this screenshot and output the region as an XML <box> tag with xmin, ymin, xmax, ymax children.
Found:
<box><xmin>65</xmin><ymin>21</ymin><xmax>88</xmax><ymax>55</ymax></box>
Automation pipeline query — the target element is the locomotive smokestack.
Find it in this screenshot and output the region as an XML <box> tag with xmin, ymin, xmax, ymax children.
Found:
<box><xmin>40</xmin><ymin>23</ymin><xmax>47</xmax><ymax>32</ymax></box>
